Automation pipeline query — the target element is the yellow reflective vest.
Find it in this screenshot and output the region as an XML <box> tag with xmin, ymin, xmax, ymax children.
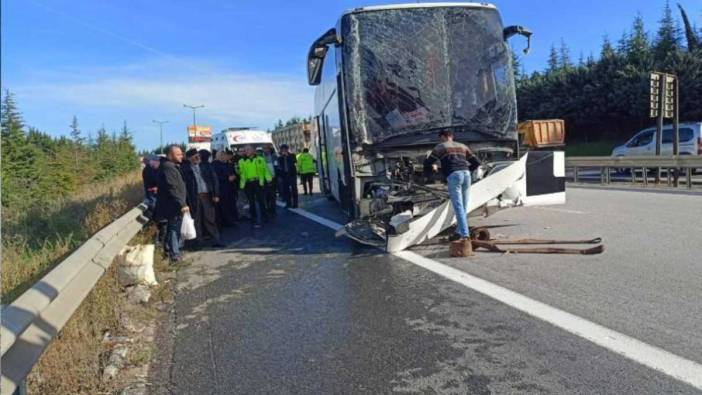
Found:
<box><xmin>238</xmin><ymin>156</ymin><xmax>272</xmax><ymax>189</ymax></box>
<box><xmin>297</xmin><ymin>152</ymin><xmax>316</xmax><ymax>175</ymax></box>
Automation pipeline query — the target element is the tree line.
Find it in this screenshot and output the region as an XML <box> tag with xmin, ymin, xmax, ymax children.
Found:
<box><xmin>1</xmin><ymin>90</ymin><xmax>139</xmax><ymax>210</ymax></box>
<box><xmin>515</xmin><ymin>1</ymin><xmax>702</xmax><ymax>143</ymax></box>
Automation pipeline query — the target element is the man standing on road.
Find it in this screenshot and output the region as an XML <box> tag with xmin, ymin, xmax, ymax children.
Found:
<box><xmin>154</xmin><ymin>145</ymin><xmax>188</xmax><ymax>263</ymax></box>
<box><xmin>212</xmin><ymin>150</ymin><xmax>237</xmax><ymax>227</ymax></box>
<box><xmin>277</xmin><ymin>144</ymin><xmax>298</xmax><ymax>208</ymax></box>
<box><xmin>261</xmin><ymin>143</ymin><xmax>278</xmax><ymax>217</ymax></box>
<box><xmin>423</xmin><ymin>130</ymin><xmax>481</xmax><ymax>241</ymax></box>
<box><xmin>297</xmin><ymin>148</ymin><xmax>316</xmax><ymax>195</ymax></box>
<box><xmin>142</xmin><ymin>154</ymin><xmax>160</xmax><ymax>214</ymax></box>
<box><xmin>239</xmin><ymin>145</ymin><xmax>270</xmax><ymax>228</ymax></box>
<box><xmin>181</xmin><ymin>149</ymin><xmax>223</xmax><ymax>248</ymax></box>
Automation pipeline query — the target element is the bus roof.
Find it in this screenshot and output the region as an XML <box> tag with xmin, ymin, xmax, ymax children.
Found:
<box><xmin>343</xmin><ymin>2</ymin><xmax>496</xmax><ymax>16</ymax></box>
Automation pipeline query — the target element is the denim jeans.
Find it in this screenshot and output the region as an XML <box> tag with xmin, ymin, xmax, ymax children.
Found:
<box><xmin>447</xmin><ymin>170</ymin><xmax>471</xmax><ymax>238</ymax></box>
<box><xmin>165</xmin><ymin>214</ymin><xmax>183</xmax><ymax>258</ymax></box>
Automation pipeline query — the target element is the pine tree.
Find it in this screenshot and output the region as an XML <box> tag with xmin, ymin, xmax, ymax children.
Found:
<box><xmin>1</xmin><ymin>89</ymin><xmax>25</xmax><ymax>134</ymax></box>
<box><xmin>117</xmin><ymin>121</ymin><xmax>138</xmax><ymax>174</ymax></box>
<box><xmin>547</xmin><ymin>44</ymin><xmax>559</xmax><ymax>72</ymax></box>
<box><xmin>677</xmin><ymin>3</ymin><xmax>699</xmax><ymax>51</ymax></box>
<box><xmin>511</xmin><ymin>48</ymin><xmax>522</xmax><ymax>80</ymax></box>
<box><xmin>1</xmin><ymin>90</ymin><xmax>46</xmax><ymax>208</ymax></box>
<box><xmin>653</xmin><ymin>0</ymin><xmax>681</xmax><ymax>68</ymax></box>
<box><xmin>69</xmin><ymin>115</ymin><xmax>83</xmax><ymax>144</ymax></box>
<box><xmin>625</xmin><ymin>14</ymin><xmax>651</xmax><ymax>68</ymax></box>
<box><xmin>559</xmin><ymin>38</ymin><xmax>572</xmax><ymax>70</ymax></box>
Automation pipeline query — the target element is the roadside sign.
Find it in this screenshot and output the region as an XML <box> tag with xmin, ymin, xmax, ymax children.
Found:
<box><xmin>187</xmin><ymin>125</ymin><xmax>212</xmax><ymax>143</ymax></box>
<box><xmin>650</xmin><ymin>72</ymin><xmax>676</xmax><ymax>119</ymax></box>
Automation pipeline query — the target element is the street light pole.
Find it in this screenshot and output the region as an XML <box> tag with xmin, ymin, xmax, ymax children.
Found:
<box><xmin>183</xmin><ymin>104</ymin><xmax>205</xmax><ymax>128</ymax></box>
<box><xmin>152</xmin><ymin>120</ymin><xmax>169</xmax><ymax>154</ymax></box>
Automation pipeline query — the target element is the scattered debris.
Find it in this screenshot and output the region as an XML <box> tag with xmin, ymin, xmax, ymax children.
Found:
<box><xmin>120</xmin><ymin>314</ymin><xmax>146</xmax><ymax>334</ymax></box>
<box><xmin>118</xmin><ymin>244</ymin><xmax>158</xmax><ymax>286</ymax></box>
<box><xmin>126</xmin><ymin>284</ymin><xmax>152</xmax><ymax>305</ymax></box>
<box><xmin>120</xmin><ymin>383</ymin><xmax>147</xmax><ymax>395</ymax></box>
<box><xmin>102</xmin><ymin>345</ymin><xmax>129</xmax><ymax>382</ymax></box>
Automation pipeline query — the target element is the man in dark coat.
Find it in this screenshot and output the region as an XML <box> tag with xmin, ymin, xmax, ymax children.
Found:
<box><xmin>142</xmin><ymin>155</ymin><xmax>160</xmax><ymax>213</ymax></box>
<box><xmin>154</xmin><ymin>145</ymin><xmax>188</xmax><ymax>262</ymax></box>
<box><xmin>181</xmin><ymin>148</ymin><xmax>223</xmax><ymax>247</ymax></box>
<box><xmin>276</xmin><ymin>144</ymin><xmax>299</xmax><ymax>208</ymax></box>
<box><xmin>212</xmin><ymin>150</ymin><xmax>238</xmax><ymax>226</ymax></box>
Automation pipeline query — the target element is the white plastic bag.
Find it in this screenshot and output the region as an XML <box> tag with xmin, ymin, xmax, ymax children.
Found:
<box><xmin>181</xmin><ymin>211</ymin><xmax>197</xmax><ymax>240</ymax></box>
<box><xmin>117</xmin><ymin>244</ymin><xmax>158</xmax><ymax>286</ymax></box>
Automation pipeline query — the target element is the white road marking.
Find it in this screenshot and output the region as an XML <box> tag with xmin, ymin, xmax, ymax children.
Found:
<box><xmin>529</xmin><ymin>206</ymin><xmax>586</xmax><ymax>215</ymax></box>
<box><xmin>282</xmin><ymin>204</ymin><xmax>702</xmax><ymax>390</ymax></box>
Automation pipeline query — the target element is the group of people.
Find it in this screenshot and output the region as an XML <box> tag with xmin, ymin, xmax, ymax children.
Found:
<box><xmin>142</xmin><ymin>143</ymin><xmax>317</xmax><ymax>262</ymax></box>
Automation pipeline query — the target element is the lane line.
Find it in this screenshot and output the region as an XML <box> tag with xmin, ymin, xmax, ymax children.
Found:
<box><xmin>529</xmin><ymin>207</ymin><xmax>586</xmax><ymax>215</ymax></box>
<box><xmin>282</xmin><ymin>203</ymin><xmax>702</xmax><ymax>390</ymax></box>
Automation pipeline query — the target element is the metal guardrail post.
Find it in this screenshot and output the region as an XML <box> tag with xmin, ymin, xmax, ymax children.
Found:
<box><xmin>687</xmin><ymin>170</ymin><xmax>693</xmax><ymax>190</ymax></box>
<box><xmin>643</xmin><ymin>168</ymin><xmax>648</xmax><ymax>187</ymax></box>
<box><xmin>573</xmin><ymin>167</ymin><xmax>578</xmax><ymax>183</ymax></box>
<box><xmin>631</xmin><ymin>168</ymin><xmax>636</xmax><ymax>185</ymax></box>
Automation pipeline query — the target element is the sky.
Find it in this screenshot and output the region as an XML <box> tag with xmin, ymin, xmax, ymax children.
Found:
<box><xmin>2</xmin><ymin>0</ymin><xmax>700</xmax><ymax>150</ymax></box>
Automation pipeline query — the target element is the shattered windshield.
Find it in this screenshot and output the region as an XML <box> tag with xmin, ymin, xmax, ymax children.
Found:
<box><xmin>341</xmin><ymin>6</ymin><xmax>517</xmax><ymax>146</ymax></box>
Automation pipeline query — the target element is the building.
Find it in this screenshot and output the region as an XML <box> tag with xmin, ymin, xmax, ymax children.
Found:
<box><xmin>271</xmin><ymin>121</ymin><xmax>316</xmax><ymax>155</ymax></box>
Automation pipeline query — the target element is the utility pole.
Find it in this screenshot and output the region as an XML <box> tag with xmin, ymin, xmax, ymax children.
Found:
<box><xmin>183</xmin><ymin>104</ymin><xmax>204</xmax><ymax>128</ymax></box>
<box><xmin>152</xmin><ymin>120</ymin><xmax>169</xmax><ymax>154</ymax></box>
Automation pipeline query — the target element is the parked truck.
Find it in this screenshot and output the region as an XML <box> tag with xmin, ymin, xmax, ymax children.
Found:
<box><xmin>307</xmin><ymin>3</ymin><xmax>566</xmax><ymax>251</ymax></box>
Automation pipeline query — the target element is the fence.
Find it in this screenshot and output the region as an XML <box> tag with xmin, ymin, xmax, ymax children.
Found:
<box><xmin>566</xmin><ymin>156</ymin><xmax>702</xmax><ymax>189</ymax></box>
<box><xmin>0</xmin><ymin>205</ymin><xmax>147</xmax><ymax>395</ymax></box>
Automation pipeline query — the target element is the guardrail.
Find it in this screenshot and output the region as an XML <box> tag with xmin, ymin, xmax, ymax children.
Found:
<box><xmin>566</xmin><ymin>155</ymin><xmax>702</xmax><ymax>189</ymax></box>
<box><xmin>0</xmin><ymin>204</ymin><xmax>147</xmax><ymax>395</ymax></box>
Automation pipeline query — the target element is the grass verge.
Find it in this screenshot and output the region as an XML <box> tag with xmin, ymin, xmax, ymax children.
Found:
<box><xmin>25</xmin><ymin>224</ymin><xmax>175</xmax><ymax>394</ymax></box>
<box><xmin>1</xmin><ymin>171</ymin><xmax>143</xmax><ymax>303</ymax></box>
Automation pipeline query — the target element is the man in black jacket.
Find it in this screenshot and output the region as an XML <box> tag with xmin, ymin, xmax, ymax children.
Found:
<box><xmin>154</xmin><ymin>145</ymin><xmax>188</xmax><ymax>262</ymax></box>
<box><xmin>212</xmin><ymin>150</ymin><xmax>238</xmax><ymax>226</ymax></box>
<box><xmin>276</xmin><ymin>144</ymin><xmax>298</xmax><ymax>208</ymax></box>
<box><xmin>181</xmin><ymin>149</ymin><xmax>223</xmax><ymax>248</ymax></box>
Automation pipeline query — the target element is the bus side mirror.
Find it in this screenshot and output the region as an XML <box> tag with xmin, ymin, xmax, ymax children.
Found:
<box><xmin>307</xmin><ymin>28</ymin><xmax>339</xmax><ymax>86</ymax></box>
<box><xmin>504</xmin><ymin>25</ymin><xmax>532</xmax><ymax>55</ymax></box>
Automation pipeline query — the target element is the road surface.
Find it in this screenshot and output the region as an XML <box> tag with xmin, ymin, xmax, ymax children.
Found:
<box><xmin>150</xmin><ymin>186</ymin><xmax>702</xmax><ymax>394</ymax></box>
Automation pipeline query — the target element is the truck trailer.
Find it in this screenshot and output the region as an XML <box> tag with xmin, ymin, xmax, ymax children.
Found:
<box><xmin>307</xmin><ymin>3</ymin><xmax>566</xmax><ymax>252</ymax></box>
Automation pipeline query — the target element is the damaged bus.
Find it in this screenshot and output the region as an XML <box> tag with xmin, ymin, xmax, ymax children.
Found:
<box><xmin>308</xmin><ymin>3</ymin><xmax>566</xmax><ymax>252</ymax></box>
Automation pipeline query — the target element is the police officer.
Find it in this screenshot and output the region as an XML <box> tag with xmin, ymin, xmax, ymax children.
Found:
<box><xmin>238</xmin><ymin>145</ymin><xmax>272</xmax><ymax>228</ymax></box>
<box><xmin>297</xmin><ymin>148</ymin><xmax>316</xmax><ymax>195</ymax></box>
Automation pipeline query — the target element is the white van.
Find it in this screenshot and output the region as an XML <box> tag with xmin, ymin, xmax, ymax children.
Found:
<box><xmin>211</xmin><ymin>128</ymin><xmax>275</xmax><ymax>153</ymax></box>
<box><xmin>611</xmin><ymin>122</ymin><xmax>702</xmax><ymax>157</ymax></box>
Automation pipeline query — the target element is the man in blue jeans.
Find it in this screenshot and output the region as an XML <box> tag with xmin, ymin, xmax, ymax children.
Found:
<box><xmin>154</xmin><ymin>145</ymin><xmax>189</xmax><ymax>263</ymax></box>
<box><xmin>424</xmin><ymin>130</ymin><xmax>481</xmax><ymax>241</ymax></box>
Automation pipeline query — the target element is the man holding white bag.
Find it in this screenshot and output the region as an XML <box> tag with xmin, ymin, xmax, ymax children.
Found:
<box><xmin>154</xmin><ymin>145</ymin><xmax>189</xmax><ymax>263</ymax></box>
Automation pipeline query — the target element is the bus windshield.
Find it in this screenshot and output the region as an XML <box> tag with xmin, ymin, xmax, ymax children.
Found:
<box><xmin>341</xmin><ymin>6</ymin><xmax>517</xmax><ymax>146</ymax></box>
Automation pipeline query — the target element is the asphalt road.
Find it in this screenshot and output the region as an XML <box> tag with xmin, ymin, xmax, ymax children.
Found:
<box><xmin>150</xmin><ymin>187</ymin><xmax>701</xmax><ymax>394</ymax></box>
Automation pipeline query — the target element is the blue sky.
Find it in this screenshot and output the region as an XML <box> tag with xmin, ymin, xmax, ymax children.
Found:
<box><xmin>2</xmin><ymin>0</ymin><xmax>700</xmax><ymax>150</ymax></box>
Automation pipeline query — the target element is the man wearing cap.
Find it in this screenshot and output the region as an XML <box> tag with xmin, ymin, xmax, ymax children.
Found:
<box><xmin>181</xmin><ymin>148</ymin><xmax>223</xmax><ymax>248</ymax></box>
